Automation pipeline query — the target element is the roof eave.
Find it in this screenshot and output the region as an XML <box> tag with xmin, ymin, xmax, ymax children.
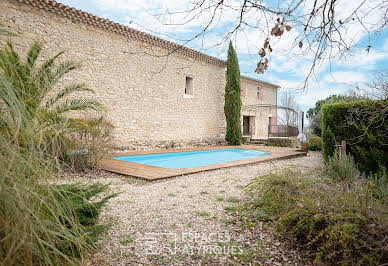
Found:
<box><xmin>240</xmin><ymin>75</ymin><xmax>280</xmax><ymax>88</ymax></box>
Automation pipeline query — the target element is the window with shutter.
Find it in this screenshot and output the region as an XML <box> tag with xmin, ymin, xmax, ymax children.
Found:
<box><xmin>257</xmin><ymin>87</ymin><xmax>264</xmax><ymax>100</ymax></box>
<box><xmin>272</xmin><ymin>116</ymin><xmax>277</xmax><ymax>133</ymax></box>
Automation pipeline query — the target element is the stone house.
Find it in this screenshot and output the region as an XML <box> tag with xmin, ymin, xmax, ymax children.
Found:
<box><xmin>241</xmin><ymin>76</ymin><xmax>279</xmax><ymax>139</ymax></box>
<box><xmin>1</xmin><ymin>0</ymin><xmax>279</xmax><ymax>149</ymax></box>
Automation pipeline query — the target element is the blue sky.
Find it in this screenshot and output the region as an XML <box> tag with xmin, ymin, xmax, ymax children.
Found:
<box><xmin>57</xmin><ymin>0</ymin><xmax>388</xmax><ymax>117</ymax></box>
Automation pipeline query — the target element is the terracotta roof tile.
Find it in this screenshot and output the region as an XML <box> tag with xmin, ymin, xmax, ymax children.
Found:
<box><xmin>12</xmin><ymin>0</ymin><xmax>226</xmax><ymax>67</ymax></box>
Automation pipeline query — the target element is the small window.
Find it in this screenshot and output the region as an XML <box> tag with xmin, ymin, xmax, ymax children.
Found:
<box><xmin>185</xmin><ymin>76</ymin><xmax>194</xmax><ymax>96</ymax></box>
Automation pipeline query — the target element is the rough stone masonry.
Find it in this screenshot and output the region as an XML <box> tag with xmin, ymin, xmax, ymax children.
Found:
<box><xmin>0</xmin><ymin>0</ymin><xmax>279</xmax><ymax>150</ymax></box>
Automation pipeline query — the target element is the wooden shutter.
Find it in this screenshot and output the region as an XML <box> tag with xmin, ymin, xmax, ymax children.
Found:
<box><xmin>272</xmin><ymin>116</ymin><xmax>277</xmax><ymax>133</ymax></box>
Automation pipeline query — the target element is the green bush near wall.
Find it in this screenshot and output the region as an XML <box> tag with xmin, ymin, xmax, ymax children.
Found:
<box><xmin>308</xmin><ymin>136</ymin><xmax>322</xmax><ymax>151</ymax></box>
<box><xmin>321</xmin><ymin>99</ymin><xmax>388</xmax><ymax>174</ymax></box>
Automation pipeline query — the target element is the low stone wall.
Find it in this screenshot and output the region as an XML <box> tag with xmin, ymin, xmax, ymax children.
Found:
<box><xmin>245</xmin><ymin>137</ymin><xmax>301</xmax><ymax>149</ymax></box>
<box><xmin>116</xmin><ymin>138</ymin><xmax>227</xmax><ymax>151</ymax></box>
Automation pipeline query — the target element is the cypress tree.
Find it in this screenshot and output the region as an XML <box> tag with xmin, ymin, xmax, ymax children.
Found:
<box><xmin>224</xmin><ymin>41</ymin><xmax>242</xmax><ymax>145</ymax></box>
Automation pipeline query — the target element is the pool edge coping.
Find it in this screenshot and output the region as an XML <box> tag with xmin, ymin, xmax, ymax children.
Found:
<box><xmin>98</xmin><ymin>145</ymin><xmax>307</xmax><ymax>180</ymax></box>
<box><xmin>111</xmin><ymin>148</ymin><xmax>271</xmax><ymax>169</ymax></box>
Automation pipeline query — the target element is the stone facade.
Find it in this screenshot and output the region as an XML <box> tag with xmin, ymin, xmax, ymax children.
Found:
<box><xmin>240</xmin><ymin>76</ymin><xmax>279</xmax><ymax>138</ymax></box>
<box><xmin>1</xmin><ymin>0</ymin><xmax>279</xmax><ymax>149</ymax></box>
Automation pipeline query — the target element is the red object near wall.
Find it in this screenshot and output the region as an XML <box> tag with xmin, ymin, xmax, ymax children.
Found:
<box><xmin>241</xmin><ymin>88</ymin><xmax>246</xmax><ymax>97</ymax></box>
<box><xmin>257</xmin><ymin>87</ymin><xmax>264</xmax><ymax>100</ymax></box>
<box><xmin>272</xmin><ymin>116</ymin><xmax>277</xmax><ymax>133</ymax></box>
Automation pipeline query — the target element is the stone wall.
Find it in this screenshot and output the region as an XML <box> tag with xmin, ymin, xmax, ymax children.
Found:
<box><xmin>241</xmin><ymin>78</ymin><xmax>277</xmax><ymax>106</ymax></box>
<box><xmin>0</xmin><ymin>0</ymin><xmax>227</xmax><ymax>150</ymax></box>
<box><xmin>240</xmin><ymin>77</ymin><xmax>278</xmax><ymax>138</ymax></box>
<box><xmin>245</xmin><ymin>137</ymin><xmax>301</xmax><ymax>149</ymax></box>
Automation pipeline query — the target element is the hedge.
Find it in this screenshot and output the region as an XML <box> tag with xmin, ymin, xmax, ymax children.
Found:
<box><xmin>321</xmin><ymin>99</ymin><xmax>388</xmax><ymax>174</ymax></box>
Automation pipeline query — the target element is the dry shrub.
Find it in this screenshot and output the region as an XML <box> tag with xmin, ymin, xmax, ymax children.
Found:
<box><xmin>70</xmin><ymin>116</ymin><xmax>114</xmax><ymax>170</ymax></box>
<box><xmin>245</xmin><ymin>167</ymin><xmax>388</xmax><ymax>264</ymax></box>
<box><xmin>326</xmin><ymin>153</ymin><xmax>359</xmax><ymax>182</ymax></box>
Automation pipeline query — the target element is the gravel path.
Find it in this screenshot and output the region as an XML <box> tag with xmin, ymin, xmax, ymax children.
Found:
<box><xmin>71</xmin><ymin>151</ymin><xmax>324</xmax><ymax>265</ymax></box>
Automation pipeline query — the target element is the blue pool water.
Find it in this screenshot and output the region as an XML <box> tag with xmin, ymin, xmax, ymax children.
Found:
<box><xmin>113</xmin><ymin>148</ymin><xmax>270</xmax><ymax>169</ymax></box>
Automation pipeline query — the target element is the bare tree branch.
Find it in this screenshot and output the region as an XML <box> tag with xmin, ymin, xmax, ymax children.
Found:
<box><xmin>140</xmin><ymin>0</ymin><xmax>388</xmax><ymax>90</ymax></box>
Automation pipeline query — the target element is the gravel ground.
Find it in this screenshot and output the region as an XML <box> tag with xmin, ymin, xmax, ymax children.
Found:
<box><xmin>66</xmin><ymin>151</ymin><xmax>324</xmax><ymax>265</ymax></box>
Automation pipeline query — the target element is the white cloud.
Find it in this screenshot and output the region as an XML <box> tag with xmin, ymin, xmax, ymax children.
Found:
<box><xmin>90</xmin><ymin>0</ymin><xmax>244</xmax><ymax>43</ymax></box>
<box><xmin>337</xmin><ymin>49</ymin><xmax>387</xmax><ymax>69</ymax></box>
<box><xmin>92</xmin><ymin>0</ymin><xmax>162</xmax><ymax>12</ymax></box>
<box><xmin>322</xmin><ymin>71</ymin><xmax>367</xmax><ymax>85</ymax></box>
<box><xmin>289</xmin><ymin>70</ymin><xmax>367</xmax><ymax>107</ymax></box>
<box><xmin>297</xmin><ymin>85</ymin><xmax>345</xmax><ymax>106</ymax></box>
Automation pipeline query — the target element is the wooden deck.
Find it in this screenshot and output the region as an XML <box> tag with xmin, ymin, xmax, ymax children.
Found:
<box><xmin>98</xmin><ymin>145</ymin><xmax>307</xmax><ymax>180</ymax></box>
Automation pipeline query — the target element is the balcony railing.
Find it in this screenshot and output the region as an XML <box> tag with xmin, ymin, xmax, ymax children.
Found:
<box><xmin>268</xmin><ymin>125</ymin><xmax>298</xmax><ymax>138</ymax></box>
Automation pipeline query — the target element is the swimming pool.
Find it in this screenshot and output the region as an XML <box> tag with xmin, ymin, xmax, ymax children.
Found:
<box><xmin>112</xmin><ymin>148</ymin><xmax>270</xmax><ymax>169</ymax></box>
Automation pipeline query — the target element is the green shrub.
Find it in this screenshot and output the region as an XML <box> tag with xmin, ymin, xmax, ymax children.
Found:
<box><xmin>308</xmin><ymin>136</ymin><xmax>322</xmax><ymax>151</ymax></box>
<box><xmin>307</xmin><ymin>94</ymin><xmax>365</xmax><ymax>137</ymax></box>
<box><xmin>243</xmin><ymin>167</ymin><xmax>388</xmax><ymax>264</ymax></box>
<box><xmin>0</xmin><ymin>144</ymin><xmax>115</xmax><ymax>264</ymax></box>
<box><xmin>0</xmin><ymin>40</ymin><xmax>102</xmax><ymax>163</ymax></box>
<box><xmin>0</xmin><ymin>37</ymin><xmax>114</xmax><ymax>264</ymax></box>
<box><xmin>326</xmin><ymin>153</ymin><xmax>359</xmax><ymax>182</ymax></box>
<box><xmin>368</xmin><ymin>170</ymin><xmax>388</xmax><ymax>204</ymax></box>
<box><xmin>321</xmin><ymin>99</ymin><xmax>388</xmax><ymax>174</ymax></box>
<box><xmin>55</xmin><ymin>183</ymin><xmax>117</xmax><ymax>241</ymax></box>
